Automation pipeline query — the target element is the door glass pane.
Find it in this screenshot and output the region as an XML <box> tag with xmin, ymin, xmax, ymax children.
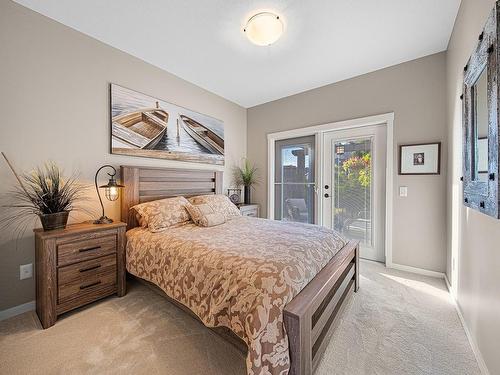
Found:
<box><xmin>333</xmin><ymin>138</ymin><xmax>373</xmax><ymax>246</ymax></box>
<box><xmin>278</xmin><ymin>146</ymin><xmax>313</xmax><ymax>183</ymax></box>
<box><xmin>275</xmin><ymin>184</ymin><xmax>315</xmax><ymax>223</ymax></box>
<box><xmin>275</xmin><ymin>142</ymin><xmax>314</xmax><ymax>183</ymax></box>
<box><xmin>274</xmin><ymin>136</ymin><xmax>315</xmax><ymax>223</ymax></box>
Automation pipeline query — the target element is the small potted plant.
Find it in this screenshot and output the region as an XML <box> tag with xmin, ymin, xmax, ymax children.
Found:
<box><xmin>232</xmin><ymin>158</ymin><xmax>259</xmax><ymax>205</ymax></box>
<box><xmin>1</xmin><ymin>153</ymin><xmax>87</xmax><ymax>231</ymax></box>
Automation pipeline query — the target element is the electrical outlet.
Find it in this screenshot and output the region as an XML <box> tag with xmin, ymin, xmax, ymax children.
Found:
<box><xmin>20</xmin><ymin>263</ymin><xmax>33</xmax><ymax>280</ymax></box>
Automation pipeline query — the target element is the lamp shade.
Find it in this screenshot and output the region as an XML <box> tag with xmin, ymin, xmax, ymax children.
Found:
<box><xmin>99</xmin><ymin>177</ymin><xmax>124</xmax><ymax>202</ymax></box>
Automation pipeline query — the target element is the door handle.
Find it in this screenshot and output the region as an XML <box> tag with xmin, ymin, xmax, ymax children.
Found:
<box><xmin>324</xmin><ymin>185</ymin><xmax>329</xmax><ymax>189</ymax></box>
<box><xmin>324</xmin><ymin>193</ymin><xmax>330</xmax><ymax>198</ymax></box>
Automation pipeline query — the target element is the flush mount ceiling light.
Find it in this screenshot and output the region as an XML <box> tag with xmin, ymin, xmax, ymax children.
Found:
<box><xmin>244</xmin><ymin>12</ymin><xmax>284</xmax><ymax>46</ymax></box>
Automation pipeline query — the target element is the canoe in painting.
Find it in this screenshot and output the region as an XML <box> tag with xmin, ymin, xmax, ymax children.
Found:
<box><xmin>179</xmin><ymin>115</ymin><xmax>224</xmax><ymax>155</ymax></box>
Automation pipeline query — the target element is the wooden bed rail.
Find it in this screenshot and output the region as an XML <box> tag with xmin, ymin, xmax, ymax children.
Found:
<box><xmin>284</xmin><ymin>241</ymin><xmax>359</xmax><ymax>375</ymax></box>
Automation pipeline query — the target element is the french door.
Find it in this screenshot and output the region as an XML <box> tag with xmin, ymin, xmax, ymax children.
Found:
<box><xmin>274</xmin><ymin>136</ymin><xmax>316</xmax><ymax>224</ymax></box>
<box><xmin>322</xmin><ymin>125</ymin><xmax>386</xmax><ymax>262</ymax></box>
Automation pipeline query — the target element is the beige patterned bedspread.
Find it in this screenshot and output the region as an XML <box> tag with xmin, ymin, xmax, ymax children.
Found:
<box><xmin>126</xmin><ymin>216</ymin><xmax>346</xmax><ymax>375</ymax></box>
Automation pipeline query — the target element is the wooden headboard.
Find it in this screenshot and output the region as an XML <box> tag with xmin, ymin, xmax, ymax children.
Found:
<box><xmin>120</xmin><ymin>165</ymin><xmax>223</xmax><ymax>229</ymax></box>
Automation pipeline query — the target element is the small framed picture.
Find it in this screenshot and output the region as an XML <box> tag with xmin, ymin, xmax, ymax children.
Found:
<box><xmin>399</xmin><ymin>142</ymin><xmax>441</xmax><ymax>175</ymax></box>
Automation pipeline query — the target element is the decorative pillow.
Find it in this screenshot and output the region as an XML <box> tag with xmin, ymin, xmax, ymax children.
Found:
<box><xmin>131</xmin><ymin>196</ymin><xmax>190</xmax><ymax>232</ymax></box>
<box><xmin>185</xmin><ymin>203</ymin><xmax>226</xmax><ymax>227</ymax></box>
<box><xmin>185</xmin><ymin>203</ymin><xmax>213</xmax><ymax>224</ymax></box>
<box><xmin>188</xmin><ymin>194</ymin><xmax>241</xmax><ymax>220</ymax></box>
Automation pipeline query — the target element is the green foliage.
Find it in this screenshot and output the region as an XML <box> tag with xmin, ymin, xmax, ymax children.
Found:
<box><xmin>334</xmin><ymin>151</ymin><xmax>371</xmax><ymax>221</ymax></box>
<box><xmin>21</xmin><ymin>163</ymin><xmax>86</xmax><ymax>214</ymax></box>
<box><xmin>232</xmin><ymin>158</ymin><xmax>259</xmax><ymax>187</ymax></box>
<box><xmin>341</xmin><ymin>152</ymin><xmax>371</xmax><ymax>187</ymax></box>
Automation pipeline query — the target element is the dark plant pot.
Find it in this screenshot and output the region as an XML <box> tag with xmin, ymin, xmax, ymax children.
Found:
<box><xmin>39</xmin><ymin>211</ymin><xmax>70</xmax><ymax>231</ymax></box>
<box><xmin>244</xmin><ymin>186</ymin><xmax>251</xmax><ymax>204</ymax></box>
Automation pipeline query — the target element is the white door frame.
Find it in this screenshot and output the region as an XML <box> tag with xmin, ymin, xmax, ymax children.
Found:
<box><xmin>267</xmin><ymin>112</ymin><xmax>394</xmax><ymax>266</ymax></box>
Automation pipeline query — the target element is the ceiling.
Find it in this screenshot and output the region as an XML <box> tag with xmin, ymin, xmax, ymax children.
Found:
<box><xmin>14</xmin><ymin>0</ymin><xmax>461</xmax><ymax>108</ymax></box>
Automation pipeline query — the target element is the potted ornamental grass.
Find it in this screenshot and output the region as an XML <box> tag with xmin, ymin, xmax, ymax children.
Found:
<box><xmin>1</xmin><ymin>152</ymin><xmax>87</xmax><ymax>232</ymax></box>
<box><xmin>232</xmin><ymin>158</ymin><xmax>259</xmax><ymax>204</ymax></box>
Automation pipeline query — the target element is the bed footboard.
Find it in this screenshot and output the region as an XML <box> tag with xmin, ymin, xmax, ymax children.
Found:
<box><xmin>284</xmin><ymin>240</ymin><xmax>359</xmax><ymax>375</ymax></box>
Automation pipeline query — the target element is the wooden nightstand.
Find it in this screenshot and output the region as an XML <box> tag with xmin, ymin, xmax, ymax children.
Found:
<box><xmin>34</xmin><ymin>221</ymin><xmax>127</xmax><ymax>328</ymax></box>
<box><xmin>238</xmin><ymin>204</ymin><xmax>260</xmax><ymax>218</ymax></box>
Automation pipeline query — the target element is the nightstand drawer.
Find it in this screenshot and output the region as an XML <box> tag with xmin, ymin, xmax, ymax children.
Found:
<box><xmin>58</xmin><ymin>265</ymin><xmax>117</xmax><ymax>305</ymax></box>
<box><xmin>58</xmin><ymin>253</ymin><xmax>117</xmax><ymax>285</ymax></box>
<box><xmin>242</xmin><ymin>210</ymin><xmax>258</xmax><ymax>217</ymax></box>
<box><xmin>57</xmin><ymin>234</ymin><xmax>117</xmax><ymax>266</ymax></box>
<box><xmin>239</xmin><ymin>205</ymin><xmax>259</xmax><ymax>217</ymax></box>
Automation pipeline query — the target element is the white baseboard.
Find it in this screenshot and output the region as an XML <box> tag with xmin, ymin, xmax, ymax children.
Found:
<box><xmin>0</xmin><ymin>300</ymin><xmax>35</xmax><ymax>321</ymax></box>
<box><xmin>444</xmin><ymin>274</ymin><xmax>455</xmax><ymax>295</ymax></box>
<box><xmin>444</xmin><ymin>276</ymin><xmax>490</xmax><ymax>375</ymax></box>
<box><xmin>386</xmin><ymin>261</ymin><xmax>445</xmax><ymax>278</ymax></box>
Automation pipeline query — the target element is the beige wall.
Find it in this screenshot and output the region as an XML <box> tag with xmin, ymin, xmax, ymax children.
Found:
<box><xmin>247</xmin><ymin>52</ymin><xmax>448</xmax><ymax>273</ymax></box>
<box><xmin>0</xmin><ymin>1</ymin><xmax>247</xmax><ymax>311</ymax></box>
<box><xmin>446</xmin><ymin>0</ymin><xmax>500</xmax><ymax>373</ymax></box>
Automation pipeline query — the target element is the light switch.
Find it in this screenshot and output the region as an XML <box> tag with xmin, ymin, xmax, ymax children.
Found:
<box><xmin>399</xmin><ymin>186</ymin><xmax>408</xmax><ymax>197</ymax></box>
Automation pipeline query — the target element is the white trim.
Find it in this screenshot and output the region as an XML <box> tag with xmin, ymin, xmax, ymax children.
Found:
<box><xmin>445</xmin><ymin>276</ymin><xmax>490</xmax><ymax>375</ymax></box>
<box><xmin>314</xmin><ymin>132</ymin><xmax>322</xmax><ymax>224</ymax></box>
<box><xmin>0</xmin><ymin>300</ymin><xmax>35</xmax><ymax>321</ymax></box>
<box><xmin>267</xmin><ymin>112</ymin><xmax>395</xmax><ymax>266</ymax></box>
<box><xmin>387</xmin><ymin>261</ymin><xmax>445</xmax><ymax>278</ymax></box>
<box><xmin>267</xmin><ymin>135</ymin><xmax>276</xmax><ymax>219</ymax></box>
<box><xmin>444</xmin><ymin>273</ymin><xmax>457</xmax><ymax>298</ymax></box>
<box><xmin>444</xmin><ymin>274</ymin><xmax>452</xmax><ymax>290</ymax></box>
<box><xmin>385</xmin><ymin>114</ymin><xmax>394</xmax><ymax>269</ymax></box>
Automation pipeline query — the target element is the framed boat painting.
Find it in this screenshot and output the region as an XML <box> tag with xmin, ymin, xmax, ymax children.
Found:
<box><xmin>110</xmin><ymin>84</ymin><xmax>224</xmax><ymax>165</ymax></box>
<box><xmin>399</xmin><ymin>142</ymin><xmax>441</xmax><ymax>175</ymax></box>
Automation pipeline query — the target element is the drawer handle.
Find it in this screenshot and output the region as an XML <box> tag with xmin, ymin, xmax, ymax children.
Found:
<box><xmin>78</xmin><ymin>246</ymin><xmax>101</xmax><ymax>253</ymax></box>
<box><xmin>79</xmin><ymin>264</ymin><xmax>101</xmax><ymax>273</ymax></box>
<box><xmin>79</xmin><ymin>280</ymin><xmax>101</xmax><ymax>290</ymax></box>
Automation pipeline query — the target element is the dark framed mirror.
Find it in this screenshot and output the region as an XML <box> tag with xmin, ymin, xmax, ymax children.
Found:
<box><xmin>462</xmin><ymin>3</ymin><xmax>500</xmax><ymax>219</ymax></box>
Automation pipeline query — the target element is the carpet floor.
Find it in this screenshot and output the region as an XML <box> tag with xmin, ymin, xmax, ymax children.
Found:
<box><xmin>0</xmin><ymin>260</ymin><xmax>480</xmax><ymax>375</ymax></box>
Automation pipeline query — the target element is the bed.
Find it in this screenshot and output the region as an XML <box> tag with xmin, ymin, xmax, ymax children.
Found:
<box><xmin>120</xmin><ymin>165</ymin><xmax>359</xmax><ymax>375</ymax></box>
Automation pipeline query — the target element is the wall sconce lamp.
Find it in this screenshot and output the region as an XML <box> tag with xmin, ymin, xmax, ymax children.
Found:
<box><xmin>94</xmin><ymin>165</ymin><xmax>124</xmax><ymax>224</ymax></box>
